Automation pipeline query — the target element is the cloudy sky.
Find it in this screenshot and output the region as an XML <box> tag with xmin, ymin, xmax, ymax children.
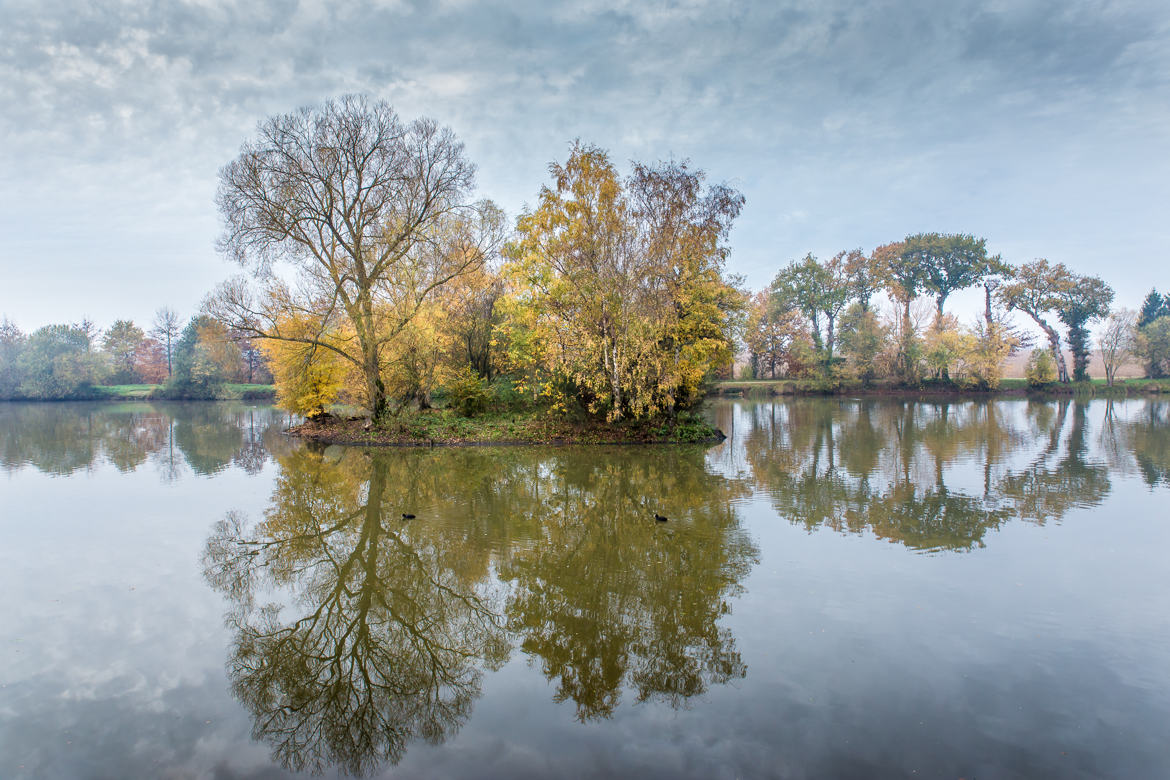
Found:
<box><xmin>1</xmin><ymin>0</ymin><xmax>1168</xmax><ymax>330</ymax></box>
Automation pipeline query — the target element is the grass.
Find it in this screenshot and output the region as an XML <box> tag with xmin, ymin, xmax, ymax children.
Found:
<box><xmin>94</xmin><ymin>384</ymin><xmax>158</xmax><ymax>399</ymax></box>
<box><xmin>710</xmin><ymin>376</ymin><xmax>1170</xmax><ymax>397</ymax></box>
<box><xmin>289</xmin><ymin>407</ymin><xmax>724</xmax><ymax>447</ymax></box>
<box><xmin>93</xmin><ymin>383</ymin><xmax>276</xmax><ymax>400</ymax></box>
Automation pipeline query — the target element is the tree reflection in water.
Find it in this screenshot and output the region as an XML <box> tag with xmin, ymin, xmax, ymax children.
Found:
<box><xmin>204</xmin><ymin>448</ymin><xmax>510</xmax><ymax>775</ymax></box>
<box><xmin>1123</xmin><ymin>400</ymin><xmax>1170</xmax><ymax>488</ymax></box>
<box><xmin>189</xmin><ymin>397</ymin><xmax>1165</xmax><ymax>774</ymax></box>
<box><xmin>203</xmin><ymin>444</ymin><xmax>757</xmax><ymax>772</ymax></box>
<box><xmin>499</xmin><ymin>449</ymin><xmax>757</xmax><ymax>721</ymax></box>
<box><xmin>0</xmin><ymin>401</ymin><xmax>291</xmax><ymax>479</ymax></box>
<box><xmin>741</xmin><ymin>398</ymin><xmax>1119</xmax><ymax>551</ymax></box>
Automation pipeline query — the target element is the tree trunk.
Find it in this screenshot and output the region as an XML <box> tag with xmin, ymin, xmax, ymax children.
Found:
<box><xmin>1068</xmin><ymin>323</ymin><xmax>1090</xmax><ymax>382</ymax></box>
<box><xmin>1037</xmin><ymin>320</ymin><xmax>1070</xmax><ymax>383</ymax></box>
<box><xmin>825</xmin><ymin>314</ymin><xmax>836</xmax><ymax>368</ymax></box>
<box><xmin>603</xmin><ymin>332</ymin><xmax>622</xmax><ymax>419</ymax></box>
<box><xmin>901</xmin><ymin>298</ymin><xmax>914</xmax><ymax>379</ymax></box>
<box><xmin>810</xmin><ymin>313</ymin><xmax>823</xmax><ymax>354</ymax></box>
<box><xmin>361</xmin><ymin>336</ymin><xmax>386</xmax><ymax>420</ymax></box>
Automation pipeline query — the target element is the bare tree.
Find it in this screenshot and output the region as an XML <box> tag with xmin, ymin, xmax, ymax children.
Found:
<box><xmin>212</xmin><ymin>95</ymin><xmax>504</xmax><ymax>419</ymax></box>
<box><xmin>150</xmin><ymin>307</ymin><xmax>182</xmax><ymax>378</ymax></box>
<box><xmin>1099</xmin><ymin>308</ymin><xmax>1137</xmax><ymax>387</ymax></box>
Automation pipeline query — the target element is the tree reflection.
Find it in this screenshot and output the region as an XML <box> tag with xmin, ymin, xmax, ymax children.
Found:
<box><xmin>499</xmin><ymin>448</ymin><xmax>757</xmax><ymax>721</ymax></box>
<box><xmin>1126</xmin><ymin>401</ymin><xmax>1170</xmax><ymax>488</ymax></box>
<box><xmin>204</xmin><ymin>444</ymin><xmax>757</xmax><ymax>771</ymax></box>
<box><xmin>204</xmin><ymin>447</ymin><xmax>509</xmax><ymax>775</ymax></box>
<box><xmin>0</xmin><ymin>401</ymin><xmax>285</xmax><ymax>478</ymax></box>
<box><xmin>998</xmin><ymin>400</ymin><xmax>1111</xmax><ymax>521</ymax></box>
<box><xmin>742</xmin><ymin>398</ymin><xmax>1119</xmax><ymax>551</ymax></box>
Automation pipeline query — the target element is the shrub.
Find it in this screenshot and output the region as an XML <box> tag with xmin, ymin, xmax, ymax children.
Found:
<box><xmin>446</xmin><ymin>367</ymin><xmax>492</xmax><ymax>417</ymax></box>
<box><xmin>1025</xmin><ymin>348</ymin><xmax>1057</xmax><ymax>387</ymax></box>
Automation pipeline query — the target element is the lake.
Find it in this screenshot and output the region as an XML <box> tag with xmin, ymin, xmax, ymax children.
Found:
<box><xmin>1</xmin><ymin>398</ymin><xmax>1169</xmax><ymax>779</ymax></box>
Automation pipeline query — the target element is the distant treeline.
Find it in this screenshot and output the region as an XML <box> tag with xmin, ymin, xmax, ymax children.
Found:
<box><xmin>741</xmin><ymin>235</ymin><xmax>1170</xmax><ymax>389</ymax></box>
<box><xmin>0</xmin><ymin>309</ymin><xmax>272</xmax><ymax>401</ymax></box>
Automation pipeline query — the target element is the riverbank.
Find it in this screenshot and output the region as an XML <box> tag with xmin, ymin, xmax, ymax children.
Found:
<box><xmin>287</xmin><ymin>408</ymin><xmax>724</xmax><ymax>447</ymax></box>
<box><xmin>0</xmin><ymin>383</ymin><xmax>277</xmax><ymax>402</ymax></box>
<box><xmin>711</xmin><ymin>378</ymin><xmax>1170</xmax><ymax>398</ymax></box>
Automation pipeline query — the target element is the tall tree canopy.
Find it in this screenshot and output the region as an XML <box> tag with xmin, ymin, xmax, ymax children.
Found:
<box><xmin>771</xmin><ymin>253</ymin><xmax>851</xmax><ymax>367</ymax></box>
<box><xmin>102</xmin><ymin>319</ymin><xmax>144</xmax><ymax>384</ymax></box>
<box><xmin>16</xmin><ymin>324</ymin><xmax>106</xmax><ymax>399</ymax></box>
<box><xmin>1057</xmin><ymin>275</ymin><xmax>1114</xmax><ymax>382</ymax></box>
<box><xmin>0</xmin><ymin>319</ymin><xmax>26</xmax><ymax>399</ymax></box>
<box><xmin>212</xmin><ymin>95</ymin><xmax>505</xmax><ymax>419</ymax></box>
<box><xmin>841</xmin><ymin>248</ymin><xmax>881</xmax><ymax>312</ymax></box>
<box><xmin>501</xmin><ymin>143</ymin><xmax>744</xmax><ymax>421</ymax></box>
<box><xmin>1138</xmin><ymin>289</ymin><xmax>1166</xmax><ymax>328</ymax></box>
<box><xmin>998</xmin><ymin>259</ymin><xmax>1075</xmax><ymax>383</ymax></box>
<box><xmin>902</xmin><ymin>232</ymin><xmax>989</xmax><ymax>315</ymax></box>
<box><xmin>873</xmin><ymin>240</ymin><xmax>922</xmax><ymax>378</ymax></box>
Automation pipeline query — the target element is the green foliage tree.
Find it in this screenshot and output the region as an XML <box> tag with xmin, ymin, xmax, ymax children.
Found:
<box><xmin>771</xmin><ymin>252</ymin><xmax>851</xmax><ymax>369</ymax></box>
<box><xmin>1136</xmin><ymin>289</ymin><xmax>1170</xmax><ymax>378</ymax></box>
<box><xmin>102</xmin><ymin>319</ymin><xmax>145</xmax><ymax>384</ymax></box>
<box><xmin>1025</xmin><ymin>348</ymin><xmax>1058</xmax><ymax>387</ymax></box>
<box><xmin>166</xmin><ymin>316</ymin><xmax>229</xmax><ymax>397</ymax></box>
<box><xmin>0</xmin><ymin>318</ymin><xmax>25</xmax><ymax>399</ymax></box>
<box><xmin>841</xmin><ymin>248</ymin><xmax>882</xmax><ymax>311</ymax></box>
<box><xmin>1136</xmin><ymin>317</ymin><xmax>1170</xmax><ymax>379</ymax></box>
<box><xmin>1138</xmin><ymin>289</ymin><xmax>1166</xmax><ymax>328</ymax></box>
<box><xmin>772</xmin><ymin>254</ymin><xmax>826</xmax><ymax>353</ymax></box>
<box><xmin>837</xmin><ymin>303</ymin><xmax>887</xmax><ymax>383</ymax></box>
<box><xmin>875</xmin><ymin>240</ymin><xmax>927</xmax><ymax>378</ymax></box>
<box><xmin>16</xmin><ymin>323</ymin><xmax>107</xmax><ymax>399</ymax></box>
<box><xmin>1056</xmin><ymin>275</ymin><xmax>1114</xmax><ymax>381</ymax></box>
<box><xmin>903</xmin><ymin>232</ymin><xmax>990</xmax><ymax>315</ymax></box>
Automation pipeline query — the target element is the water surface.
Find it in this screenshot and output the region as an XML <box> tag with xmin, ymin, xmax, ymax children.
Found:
<box><xmin>1</xmin><ymin>398</ymin><xmax>1169</xmax><ymax>778</ymax></box>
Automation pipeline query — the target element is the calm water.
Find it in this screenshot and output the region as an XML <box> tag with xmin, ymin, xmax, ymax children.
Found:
<box><xmin>2</xmin><ymin>398</ymin><xmax>1169</xmax><ymax>779</ymax></box>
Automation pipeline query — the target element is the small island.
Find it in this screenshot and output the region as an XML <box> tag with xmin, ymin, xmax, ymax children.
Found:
<box><xmin>288</xmin><ymin>408</ymin><xmax>724</xmax><ymax>447</ymax></box>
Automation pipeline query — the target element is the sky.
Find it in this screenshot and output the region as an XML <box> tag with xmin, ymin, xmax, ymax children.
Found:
<box><xmin>1</xmin><ymin>0</ymin><xmax>1168</xmax><ymax>332</ymax></box>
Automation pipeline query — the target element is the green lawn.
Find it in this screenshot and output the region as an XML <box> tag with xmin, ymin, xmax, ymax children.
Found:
<box><xmin>94</xmin><ymin>383</ymin><xmax>276</xmax><ymax>400</ymax></box>
<box><xmin>710</xmin><ymin>377</ymin><xmax>1170</xmax><ymax>396</ymax></box>
<box><xmin>95</xmin><ymin>384</ymin><xmax>158</xmax><ymax>399</ymax></box>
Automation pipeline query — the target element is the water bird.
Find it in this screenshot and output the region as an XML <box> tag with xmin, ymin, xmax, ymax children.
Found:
<box><xmin>654</xmin><ymin>513</ymin><xmax>668</xmax><ymax>522</ymax></box>
<box><xmin>402</xmin><ymin>513</ymin><xmax>416</xmax><ymax>520</ymax></box>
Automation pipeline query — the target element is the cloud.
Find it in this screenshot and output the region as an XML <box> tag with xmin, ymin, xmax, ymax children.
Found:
<box><xmin>0</xmin><ymin>0</ymin><xmax>1167</xmax><ymax>327</ymax></box>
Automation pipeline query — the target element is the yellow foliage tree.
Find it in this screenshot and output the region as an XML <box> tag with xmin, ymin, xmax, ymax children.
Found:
<box><xmin>261</xmin><ymin>317</ymin><xmax>348</xmax><ymax>417</ymax></box>
<box><xmin>502</xmin><ymin>143</ymin><xmax>744</xmax><ymax>421</ymax></box>
<box><xmin>380</xmin><ymin>303</ymin><xmax>451</xmax><ymax>410</ymax></box>
<box><xmin>922</xmin><ymin>314</ymin><xmax>977</xmax><ymax>384</ymax></box>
